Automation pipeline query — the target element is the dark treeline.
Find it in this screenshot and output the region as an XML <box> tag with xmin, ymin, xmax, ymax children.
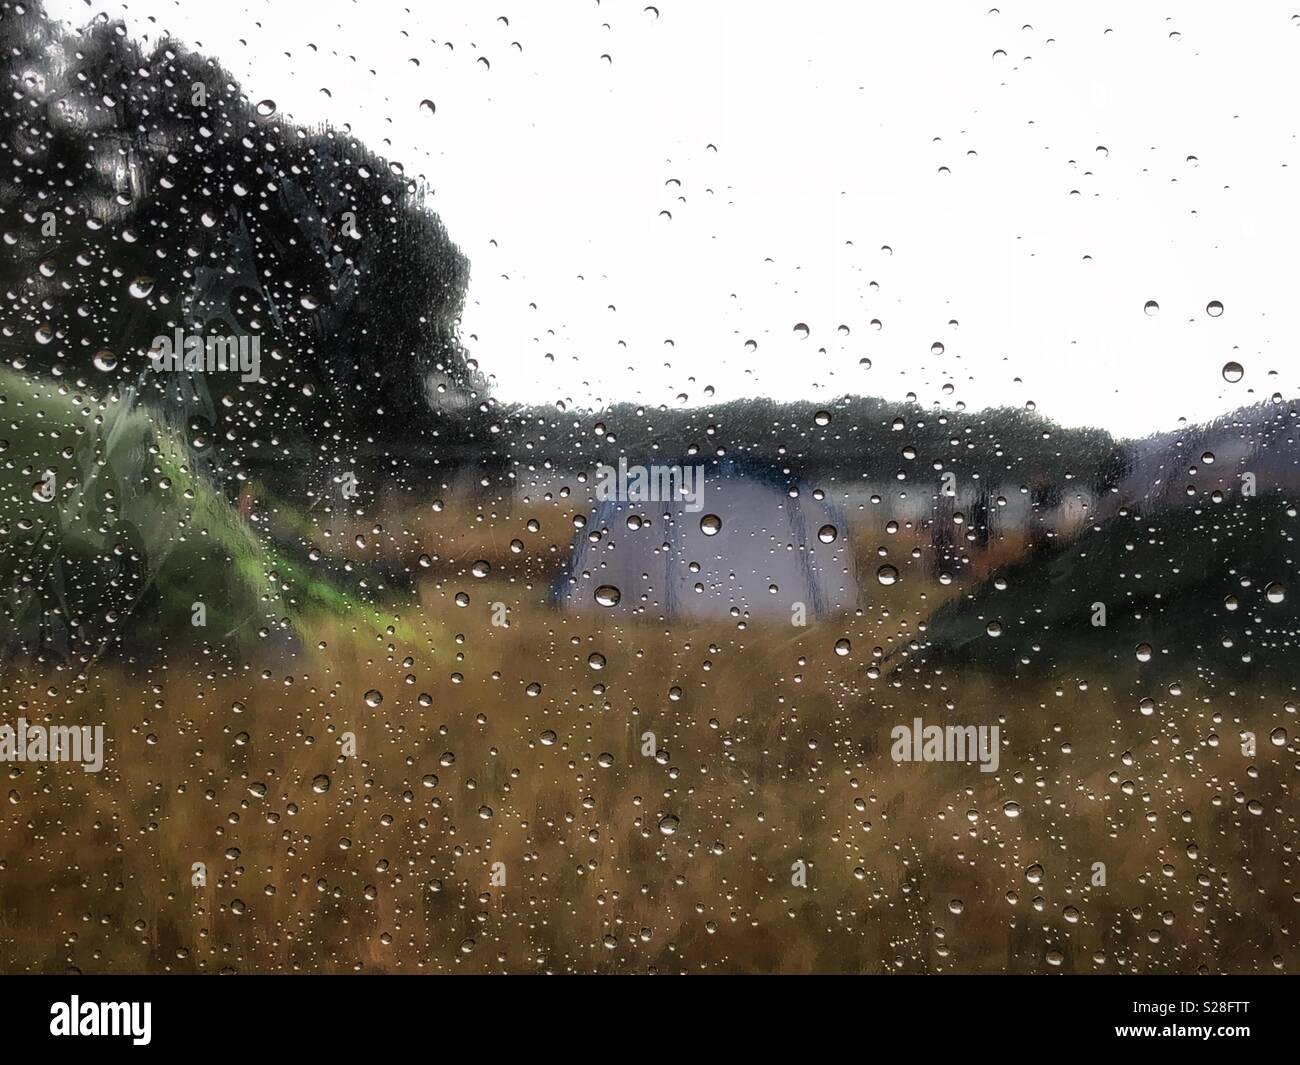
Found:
<box><xmin>498</xmin><ymin>395</ymin><xmax>1131</xmax><ymax>497</ymax></box>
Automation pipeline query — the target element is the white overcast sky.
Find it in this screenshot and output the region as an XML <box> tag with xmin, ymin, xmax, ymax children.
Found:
<box><xmin>48</xmin><ymin>0</ymin><xmax>1300</xmax><ymax>437</ymax></box>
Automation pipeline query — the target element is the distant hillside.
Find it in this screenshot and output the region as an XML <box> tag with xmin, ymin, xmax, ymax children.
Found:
<box><xmin>1109</xmin><ymin>399</ymin><xmax>1300</xmax><ymax>516</ymax></box>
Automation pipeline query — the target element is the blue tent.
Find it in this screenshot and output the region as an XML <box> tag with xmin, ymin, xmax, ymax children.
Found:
<box><xmin>551</xmin><ymin>460</ymin><xmax>859</xmax><ymax>621</ymax></box>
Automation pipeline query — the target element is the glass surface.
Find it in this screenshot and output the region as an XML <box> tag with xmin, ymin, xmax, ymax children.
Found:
<box><xmin>0</xmin><ymin>0</ymin><xmax>1294</xmax><ymax>976</ymax></box>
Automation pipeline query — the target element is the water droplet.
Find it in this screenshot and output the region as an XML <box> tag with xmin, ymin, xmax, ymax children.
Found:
<box><xmin>419</xmin><ymin>99</ymin><xmax>436</xmax><ymax>115</ymax></box>
<box><xmin>876</xmin><ymin>564</ymin><xmax>899</xmax><ymax>586</ymax></box>
<box><xmin>255</xmin><ymin>99</ymin><xmax>276</xmax><ymax>117</ymax></box>
<box><xmin>658</xmin><ymin>815</ymin><xmax>679</xmax><ymax>835</ymax></box>
<box><xmin>1222</xmin><ymin>361</ymin><xmax>1244</xmax><ymax>383</ymax></box>
<box><xmin>699</xmin><ymin>514</ymin><xmax>722</xmax><ymax>536</ymax></box>
<box><xmin>595</xmin><ymin>584</ymin><xmax>622</xmax><ymax>607</ymax></box>
<box><xmin>817</xmin><ymin>524</ymin><xmax>838</xmax><ymax>543</ymax></box>
<box><xmin>1206</xmin><ymin>300</ymin><xmax>1223</xmax><ymax>317</ymax></box>
<box><xmin>1265</xmin><ymin>582</ymin><xmax>1286</xmax><ymax>604</ymax></box>
<box><xmin>312</xmin><ymin>774</ymin><xmax>330</xmax><ymax>794</ymax></box>
<box><xmin>1143</xmin><ymin>299</ymin><xmax>1159</xmax><ymax>316</ymax></box>
<box><xmin>129</xmin><ymin>276</ymin><xmax>155</xmax><ymax>298</ymax></box>
<box><xmin>793</xmin><ymin>323</ymin><xmax>810</xmax><ymax>339</ymax></box>
<box><xmin>1003</xmin><ymin>801</ymin><xmax>1021</xmax><ymax>818</ymax></box>
<box><xmin>364</xmin><ymin>689</ymin><xmax>384</xmax><ymax>707</ymax></box>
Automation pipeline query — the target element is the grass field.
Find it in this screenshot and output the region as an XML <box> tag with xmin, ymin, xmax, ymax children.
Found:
<box><xmin>1</xmin><ymin>486</ymin><xmax>1294</xmax><ymax>973</ymax></box>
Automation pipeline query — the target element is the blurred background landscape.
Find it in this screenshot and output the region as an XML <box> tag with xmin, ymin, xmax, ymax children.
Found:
<box><xmin>0</xmin><ymin>0</ymin><xmax>1295</xmax><ymax>973</ymax></box>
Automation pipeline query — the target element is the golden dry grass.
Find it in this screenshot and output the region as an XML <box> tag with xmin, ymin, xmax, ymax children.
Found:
<box><xmin>0</xmin><ymin>497</ymin><xmax>1294</xmax><ymax>974</ymax></box>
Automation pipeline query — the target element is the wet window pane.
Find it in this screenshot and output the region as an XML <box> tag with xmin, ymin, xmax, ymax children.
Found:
<box><xmin>0</xmin><ymin>0</ymin><xmax>1294</xmax><ymax>977</ymax></box>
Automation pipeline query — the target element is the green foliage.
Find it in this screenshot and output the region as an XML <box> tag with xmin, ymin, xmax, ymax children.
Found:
<box><xmin>910</xmin><ymin>493</ymin><xmax>1298</xmax><ymax>684</ymax></box>
<box><xmin>0</xmin><ymin>367</ymin><xmax>362</xmax><ymax>662</ymax></box>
